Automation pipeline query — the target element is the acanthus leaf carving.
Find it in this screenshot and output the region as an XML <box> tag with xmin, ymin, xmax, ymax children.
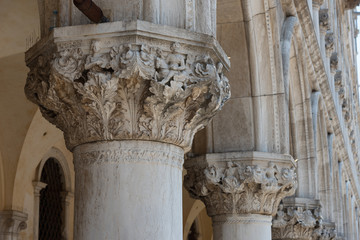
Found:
<box><xmin>272</xmin><ymin>204</ymin><xmax>337</xmax><ymax>240</ymax></box>
<box><xmin>25</xmin><ymin>39</ymin><xmax>230</xmax><ymax>151</ymax></box>
<box><xmin>184</xmin><ymin>160</ymin><xmax>296</xmax><ymax>217</ymax></box>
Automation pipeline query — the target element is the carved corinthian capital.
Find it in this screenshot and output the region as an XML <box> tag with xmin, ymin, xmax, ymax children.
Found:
<box><xmin>25</xmin><ymin>21</ymin><xmax>230</xmax><ymax>151</ymax></box>
<box><xmin>184</xmin><ymin>152</ymin><xmax>297</xmax><ymax>217</ymax></box>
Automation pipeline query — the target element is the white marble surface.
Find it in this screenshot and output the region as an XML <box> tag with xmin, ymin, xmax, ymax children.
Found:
<box><xmin>73</xmin><ymin>140</ymin><xmax>184</xmax><ymax>240</ymax></box>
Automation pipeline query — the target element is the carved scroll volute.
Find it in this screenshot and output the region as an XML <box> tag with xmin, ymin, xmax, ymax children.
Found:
<box><xmin>184</xmin><ymin>155</ymin><xmax>297</xmax><ymax>217</ymax></box>
<box><xmin>25</xmin><ymin>38</ymin><xmax>230</xmax><ymax>152</ymax></box>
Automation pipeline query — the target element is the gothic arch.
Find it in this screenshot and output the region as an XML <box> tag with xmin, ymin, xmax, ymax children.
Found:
<box><xmin>12</xmin><ymin>109</ymin><xmax>74</xmax><ymax>239</ymax></box>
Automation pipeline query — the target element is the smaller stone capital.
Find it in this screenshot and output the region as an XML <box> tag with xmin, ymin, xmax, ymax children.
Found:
<box><xmin>272</xmin><ymin>198</ymin><xmax>337</xmax><ymax>240</ymax></box>
<box><xmin>330</xmin><ymin>52</ymin><xmax>338</xmax><ymax>75</ymax></box>
<box><xmin>32</xmin><ymin>181</ymin><xmax>47</xmax><ymax>196</ymax></box>
<box><xmin>0</xmin><ymin>211</ymin><xmax>28</xmax><ymax>239</ymax></box>
<box><xmin>184</xmin><ymin>151</ymin><xmax>297</xmax><ymax>217</ymax></box>
<box><xmin>319</xmin><ymin>9</ymin><xmax>330</xmax><ymax>34</ymax></box>
<box><xmin>325</xmin><ymin>32</ymin><xmax>335</xmax><ymax>57</ymax></box>
<box><xmin>334</xmin><ymin>70</ymin><xmax>342</xmax><ymax>92</ymax></box>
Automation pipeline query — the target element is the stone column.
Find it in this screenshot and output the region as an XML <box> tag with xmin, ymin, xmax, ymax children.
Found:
<box><xmin>272</xmin><ymin>198</ymin><xmax>337</xmax><ymax>240</ymax></box>
<box><xmin>0</xmin><ymin>211</ymin><xmax>28</xmax><ymax>240</ymax></box>
<box><xmin>184</xmin><ymin>152</ymin><xmax>296</xmax><ymax>240</ymax></box>
<box><xmin>25</xmin><ymin>21</ymin><xmax>230</xmax><ymax>239</ymax></box>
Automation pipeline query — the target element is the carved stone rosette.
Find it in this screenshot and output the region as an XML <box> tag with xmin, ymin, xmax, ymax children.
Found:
<box><xmin>0</xmin><ymin>211</ymin><xmax>28</xmax><ymax>240</ymax></box>
<box><xmin>272</xmin><ymin>199</ymin><xmax>337</xmax><ymax>240</ymax></box>
<box><xmin>184</xmin><ymin>152</ymin><xmax>297</xmax><ymax>217</ymax></box>
<box><xmin>25</xmin><ymin>21</ymin><xmax>230</xmax><ymax>152</ymax></box>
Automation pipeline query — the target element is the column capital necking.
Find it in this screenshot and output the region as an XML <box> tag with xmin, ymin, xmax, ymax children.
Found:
<box><xmin>25</xmin><ymin>21</ymin><xmax>230</xmax><ymax>151</ymax></box>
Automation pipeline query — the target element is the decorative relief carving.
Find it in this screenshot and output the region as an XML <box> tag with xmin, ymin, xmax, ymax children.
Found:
<box><xmin>330</xmin><ymin>53</ymin><xmax>338</xmax><ymax>74</ymax></box>
<box><xmin>325</xmin><ymin>32</ymin><xmax>335</xmax><ymax>57</ymax></box>
<box><xmin>319</xmin><ymin>9</ymin><xmax>329</xmax><ymax>33</ymax></box>
<box><xmin>184</xmin><ymin>161</ymin><xmax>296</xmax><ymax>216</ymax></box>
<box><xmin>25</xmin><ymin>40</ymin><xmax>230</xmax><ymax>151</ymax></box>
<box><xmin>272</xmin><ymin>205</ymin><xmax>336</xmax><ymax>240</ymax></box>
<box><xmin>312</xmin><ymin>0</ymin><xmax>325</xmax><ymax>7</ymax></box>
<box><xmin>74</xmin><ymin>145</ymin><xmax>184</xmax><ymax>169</ymax></box>
<box><xmin>344</xmin><ymin>0</ymin><xmax>360</xmax><ymax>10</ymax></box>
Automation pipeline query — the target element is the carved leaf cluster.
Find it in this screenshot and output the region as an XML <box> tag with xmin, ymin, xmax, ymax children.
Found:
<box><xmin>272</xmin><ymin>205</ymin><xmax>336</xmax><ymax>240</ymax></box>
<box><xmin>25</xmin><ymin>41</ymin><xmax>230</xmax><ymax>150</ymax></box>
<box><xmin>184</xmin><ymin>162</ymin><xmax>296</xmax><ymax>216</ymax></box>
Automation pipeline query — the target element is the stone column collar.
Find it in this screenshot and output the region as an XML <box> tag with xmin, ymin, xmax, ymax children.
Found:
<box><xmin>0</xmin><ymin>211</ymin><xmax>28</xmax><ymax>238</ymax></box>
<box><xmin>25</xmin><ymin>20</ymin><xmax>230</xmax><ymax>152</ymax></box>
<box><xmin>184</xmin><ymin>151</ymin><xmax>297</xmax><ymax>216</ymax></box>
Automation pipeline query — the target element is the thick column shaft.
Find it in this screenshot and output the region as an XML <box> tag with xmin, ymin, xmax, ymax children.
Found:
<box><xmin>73</xmin><ymin>140</ymin><xmax>184</xmax><ymax>240</ymax></box>
<box><xmin>212</xmin><ymin>214</ymin><xmax>272</xmax><ymax>240</ymax></box>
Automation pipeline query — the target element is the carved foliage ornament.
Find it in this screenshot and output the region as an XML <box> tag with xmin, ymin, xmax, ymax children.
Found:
<box><xmin>319</xmin><ymin>9</ymin><xmax>329</xmax><ymax>33</ymax></box>
<box><xmin>25</xmin><ymin>41</ymin><xmax>230</xmax><ymax>150</ymax></box>
<box><xmin>272</xmin><ymin>205</ymin><xmax>336</xmax><ymax>240</ymax></box>
<box><xmin>325</xmin><ymin>32</ymin><xmax>335</xmax><ymax>57</ymax></box>
<box><xmin>184</xmin><ymin>162</ymin><xmax>296</xmax><ymax>216</ymax></box>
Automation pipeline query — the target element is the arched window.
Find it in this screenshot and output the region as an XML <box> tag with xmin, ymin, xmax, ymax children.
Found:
<box><xmin>39</xmin><ymin>158</ymin><xmax>65</xmax><ymax>240</ymax></box>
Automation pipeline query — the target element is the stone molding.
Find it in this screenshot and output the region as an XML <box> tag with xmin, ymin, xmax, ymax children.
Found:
<box><xmin>0</xmin><ymin>211</ymin><xmax>28</xmax><ymax>240</ymax></box>
<box><xmin>25</xmin><ymin>21</ymin><xmax>230</xmax><ymax>152</ymax></box>
<box><xmin>73</xmin><ymin>140</ymin><xmax>185</xmax><ymax>169</ymax></box>
<box><xmin>272</xmin><ymin>198</ymin><xmax>337</xmax><ymax>240</ymax></box>
<box><xmin>212</xmin><ymin>214</ymin><xmax>272</xmax><ymax>226</ymax></box>
<box><xmin>184</xmin><ymin>152</ymin><xmax>297</xmax><ymax>216</ymax></box>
